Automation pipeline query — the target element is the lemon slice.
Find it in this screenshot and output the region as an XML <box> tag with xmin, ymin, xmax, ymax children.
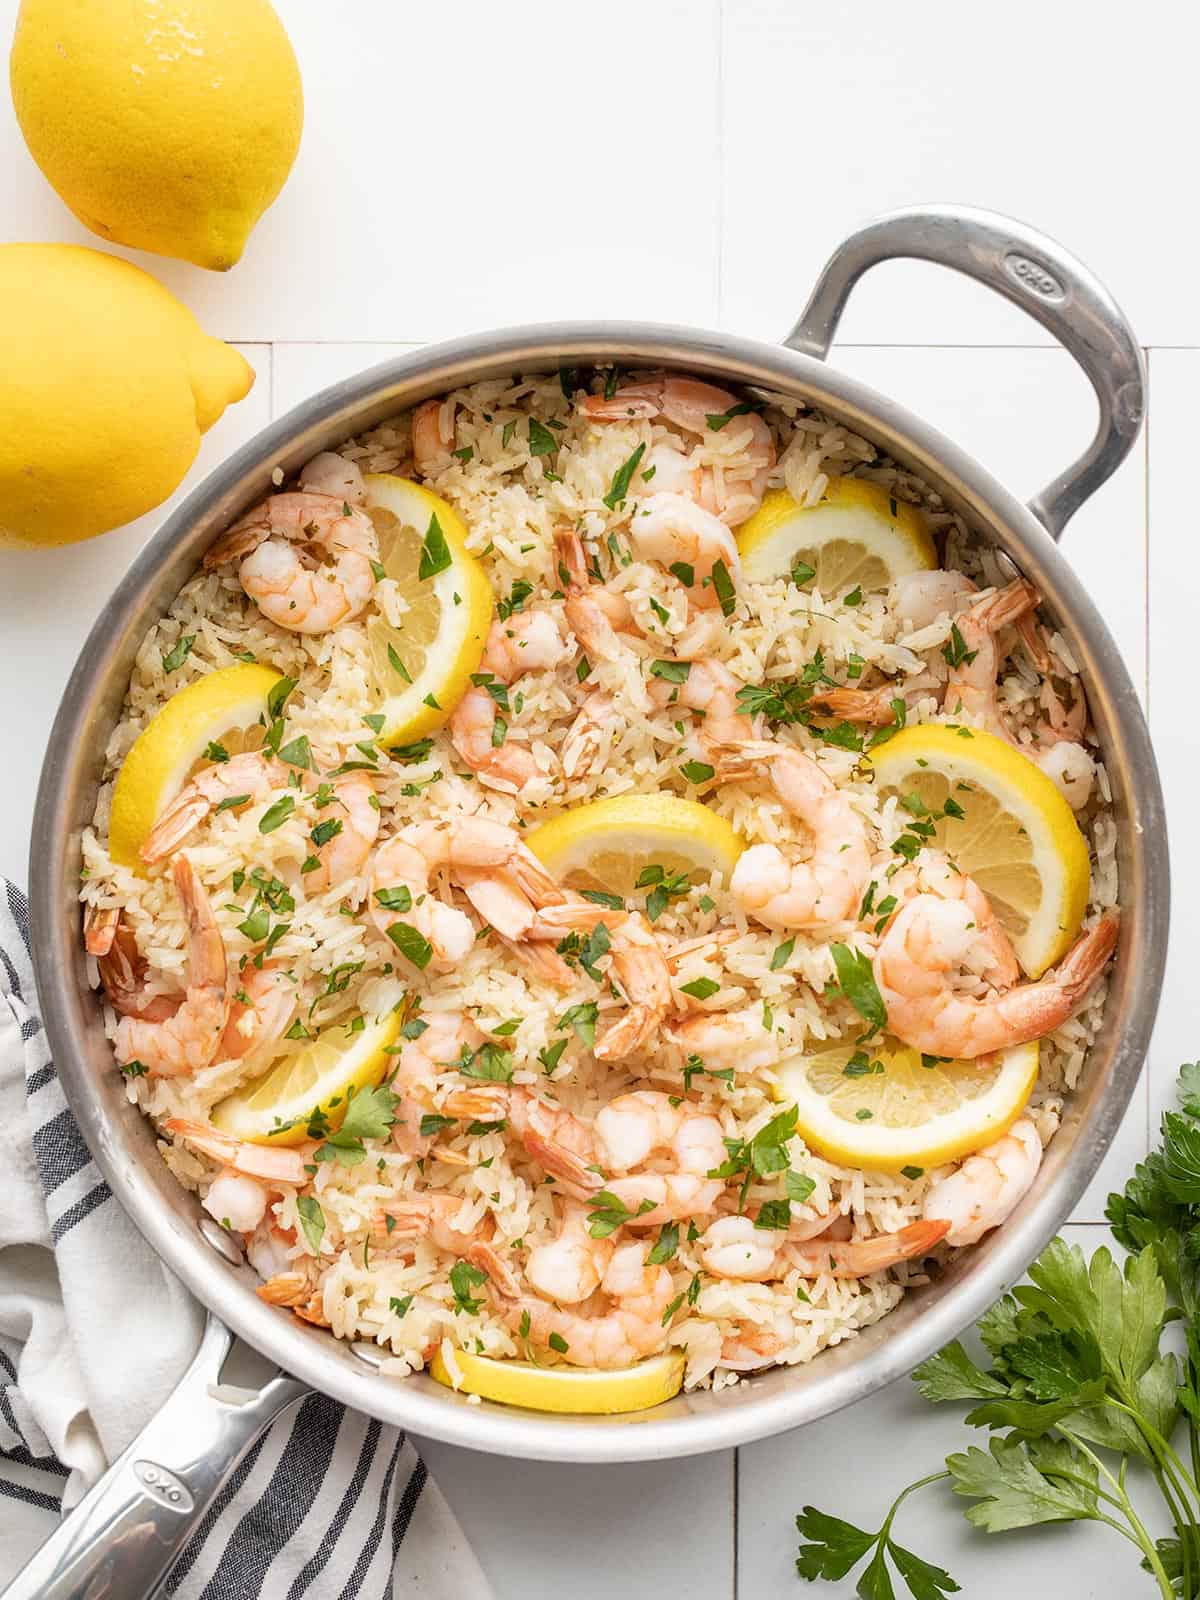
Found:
<box><xmin>868</xmin><ymin>724</ymin><xmax>1090</xmax><ymax>978</ymax></box>
<box><xmin>525</xmin><ymin>794</ymin><xmax>744</xmax><ymax>895</ymax></box>
<box><xmin>737</xmin><ymin>479</ymin><xmax>937</xmax><ymax>592</ymax></box>
<box><xmin>363</xmin><ymin>475</ymin><xmax>493</xmax><ymax>746</ymax></box>
<box><xmin>211</xmin><ymin>1011</ymin><xmax>401</xmax><ymax>1146</ymax></box>
<box><xmin>776</xmin><ymin>1037</ymin><xmax>1039</xmax><ymax>1172</ymax></box>
<box><xmin>108</xmin><ymin>662</ymin><xmax>282</xmax><ymax>871</ymax></box>
<box><xmin>429</xmin><ymin>1346</ymin><xmax>685</xmax><ymax>1414</ymax></box>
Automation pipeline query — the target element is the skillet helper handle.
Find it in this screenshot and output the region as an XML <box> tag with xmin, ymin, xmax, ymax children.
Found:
<box><xmin>784</xmin><ymin>204</ymin><xmax>1146</xmax><ymax>540</ymax></box>
<box><xmin>1</xmin><ymin>1315</ymin><xmax>310</xmax><ymax>1600</ymax></box>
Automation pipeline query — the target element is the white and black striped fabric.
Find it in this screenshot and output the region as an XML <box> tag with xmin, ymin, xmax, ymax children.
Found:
<box><xmin>0</xmin><ymin>881</ymin><xmax>491</xmax><ymax>1599</ymax></box>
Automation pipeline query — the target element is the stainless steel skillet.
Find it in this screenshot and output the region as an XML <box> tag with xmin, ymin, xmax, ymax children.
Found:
<box><xmin>12</xmin><ymin>206</ymin><xmax>1167</xmax><ymax>1600</ymax></box>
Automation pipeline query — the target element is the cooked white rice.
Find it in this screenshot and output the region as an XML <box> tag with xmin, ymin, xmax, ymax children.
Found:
<box><xmin>79</xmin><ymin>370</ymin><xmax>1116</xmax><ymax>1395</ymax></box>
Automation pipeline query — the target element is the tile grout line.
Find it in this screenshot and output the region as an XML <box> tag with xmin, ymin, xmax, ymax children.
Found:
<box><xmin>714</xmin><ymin>0</ymin><xmax>725</xmax><ymax>327</ymax></box>
<box><xmin>1142</xmin><ymin>347</ymin><xmax>1153</xmax><ymax>1159</ymax></box>
<box><xmin>731</xmin><ymin>1446</ymin><xmax>739</xmax><ymax>1600</ymax></box>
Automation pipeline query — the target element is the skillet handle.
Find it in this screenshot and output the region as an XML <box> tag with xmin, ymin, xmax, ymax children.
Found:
<box><xmin>783</xmin><ymin>204</ymin><xmax>1146</xmax><ymax>540</ymax></box>
<box><xmin>1</xmin><ymin>1315</ymin><xmax>310</xmax><ymax>1600</ymax></box>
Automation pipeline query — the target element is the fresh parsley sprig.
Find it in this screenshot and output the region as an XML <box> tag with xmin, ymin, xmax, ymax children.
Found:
<box><xmin>796</xmin><ymin>1064</ymin><xmax>1200</xmax><ymax>1599</ymax></box>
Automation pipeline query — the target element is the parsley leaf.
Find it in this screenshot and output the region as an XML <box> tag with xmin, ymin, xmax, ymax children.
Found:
<box><xmin>603</xmin><ymin>442</ymin><xmax>646</xmax><ymax>509</ymax></box>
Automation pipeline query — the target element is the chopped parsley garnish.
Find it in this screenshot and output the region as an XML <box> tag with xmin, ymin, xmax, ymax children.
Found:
<box><xmin>680</xmin><ymin>760</ymin><xmax>715</xmax><ymax>785</ymax></box>
<box><xmin>649</xmin><ymin>658</ymin><xmax>690</xmax><ymax>684</ymax></box>
<box><xmin>557</xmin><ymin>1000</ymin><xmax>598</xmax><ymax>1049</ymax></box>
<box><xmin>706</xmin><ymin>401</ymin><xmax>758</xmax><ymax>431</ymax></box>
<box><xmin>528</xmin><ymin>418</ymin><xmax>558</xmax><ymax>457</ymax></box>
<box><xmin>603</xmin><ymin>442</ymin><xmax>646</xmax><ymax>510</ymax></box>
<box><xmin>296</xmin><ymin>1196</ymin><xmax>325</xmax><ymax>1254</ymax></box>
<box><xmin>636</xmin><ymin>863</ymin><xmax>691</xmax><ymax>922</ymax></box>
<box><xmin>386</xmin><ymin>922</ymin><xmax>433</xmax><ymax>969</ymax></box>
<box><xmin>829</xmin><ymin>943</ymin><xmax>888</xmax><ymax>1035</ymax></box>
<box><xmin>711</xmin><ymin>559</ymin><xmax>736</xmax><ymax>617</ymax></box>
<box><xmin>680</xmin><ymin>976</ymin><xmax>720</xmax><ymax>1000</ymax></box>
<box><xmin>449</xmin><ymin>1259</ymin><xmax>487</xmax><ymax>1314</ymax></box>
<box><xmin>417</xmin><ymin>512</ymin><xmax>452</xmax><ymax>580</ymax></box>
<box><xmin>258</xmin><ymin>795</ymin><xmax>295</xmax><ymax>834</ymax></box>
<box><xmin>161</xmin><ymin>634</ymin><xmax>195</xmax><ymax>673</ymax></box>
<box><xmin>941</xmin><ymin>622</ymin><xmax>978</xmax><ymax>669</ymax></box>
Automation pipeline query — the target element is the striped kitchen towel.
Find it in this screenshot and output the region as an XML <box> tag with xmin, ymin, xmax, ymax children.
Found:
<box><xmin>0</xmin><ymin>882</ymin><xmax>492</xmax><ymax>1599</ymax></box>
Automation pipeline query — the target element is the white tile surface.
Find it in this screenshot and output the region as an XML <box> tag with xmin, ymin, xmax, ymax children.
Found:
<box><xmin>418</xmin><ymin>1439</ymin><xmax>735</xmax><ymax>1600</ymax></box>
<box><xmin>1146</xmin><ymin>350</ymin><xmax>1197</xmax><ymax>1133</ymax></box>
<box><xmin>1</xmin><ymin>0</ymin><xmax>722</xmax><ymax>343</ymax></box>
<box><xmin>0</xmin><ymin>0</ymin><xmax>1182</xmax><ymax>1593</ymax></box>
<box><xmin>720</xmin><ymin>0</ymin><xmax>1198</xmax><ymax>348</ymax></box>
<box><xmin>738</xmin><ymin>1225</ymin><xmax>1161</xmax><ymax>1600</ymax></box>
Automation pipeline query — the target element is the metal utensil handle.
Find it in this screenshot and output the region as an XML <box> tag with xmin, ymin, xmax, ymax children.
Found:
<box><xmin>784</xmin><ymin>204</ymin><xmax>1145</xmax><ymax>539</ymax></box>
<box><xmin>2</xmin><ymin>1316</ymin><xmax>310</xmax><ymax>1600</ymax></box>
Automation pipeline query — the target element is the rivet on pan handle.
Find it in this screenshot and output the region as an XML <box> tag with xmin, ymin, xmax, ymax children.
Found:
<box><xmin>784</xmin><ymin>204</ymin><xmax>1146</xmax><ymax>540</ymax></box>
<box><xmin>0</xmin><ymin>1316</ymin><xmax>311</xmax><ymax>1600</ymax></box>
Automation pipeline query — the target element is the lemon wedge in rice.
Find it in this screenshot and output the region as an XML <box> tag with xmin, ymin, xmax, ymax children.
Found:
<box><xmin>211</xmin><ymin>1012</ymin><xmax>400</xmax><ymax>1146</ymax></box>
<box><xmin>363</xmin><ymin>475</ymin><xmax>492</xmax><ymax>747</ymax></box>
<box><xmin>524</xmin><ymin>794</ymin><xmax>744</xmax><ymax>896</ymax></box>
<box><xmin>107</xmin><ymin>662</ymin><xmax>283</xmax><ymax>871</ymax></box>
<box><xmin>429</xmin><ymin>1346</ymin><xmax>685</xmax><ymax>1414</ymax></box>
<box><xmin>737</xmin><ymin>478</ymin><xmax>936</xmax><ymax>592</ymax></box>
<box><xmin>776</xmin><ymin>1037</ymin><xmax>1039</xmax><ymax>1173</ymax></box>
<box><xmin>868</xmin><ymin>724</ymin><xmax>1090</xmax><ymax>978</ymax></box>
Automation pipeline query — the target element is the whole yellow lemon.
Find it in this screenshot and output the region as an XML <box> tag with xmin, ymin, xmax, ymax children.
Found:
<box><xmin>10</xmin><ymin>0</ymin><xmax>303</xmax><ymax>271</ymax></box>
<box><xmin>0</xmin><ymin>244</ymin><xmax>254</xmax><ymax>547</ymax></box>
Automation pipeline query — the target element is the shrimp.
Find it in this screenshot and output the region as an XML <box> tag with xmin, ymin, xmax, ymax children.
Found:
<box><xmin>141</xmin><ymin>751</ymin><xmax>286</xmax><ymax>864</ymax></box>
<box><xmin>887</xmin><ymin>856</ymin><xmax>1020</xmax><ymax>991</ymax></box>
<box><xmin>367</xmin><ymin>832</ymin><xmax>476</xmax><ymax>973</ymax></box>
<box><xmin>698</xmin><ymin>1213</ymin><xmax>950</xmax><ymax>1281</ymax></box>
<box><xmin>297</xmin><ymin>450</ymin><xmax>367</xmax><ymax>507</ymax></box>
<box><xmin>720</xmin><ymin>1320</ymin><xmax>792</xmax><ymax>1371</ymax></box>
<box><xmin>204</xmin><ymin>491</ymin><xmax>379</xmax><ymax>634</ymax></box>
<box><xmin>664</xmin><ymin>1006</ymin><xmax>780</xmax><ymax>1071</ymax></box>
<box><xmin>890</xmin><ymin>569</ymin><xmax>978</xmax><ymax>630</ymax></box>
<box><xmin>942</xmin><ymin>579</ymin><xmax>1041</xmax><ymax>739</ymax></box>
<box><xmin>378</xmin><ymin>1190</ymin><xmax>519</xmax><ymax>1294</ymax></box>
<box><xmin>449</xmin><ymin>613</ymin><xmax>569</xmax><ymax>792</ymax></box>
<box><xmin>87</xmin><ymin>907</ymin><xmax>178</xmax><ymax>1022</ymax></box>
<box><xmin>411</xmin><ymin>399</ymin><xmax>456</xmax><ymax>474</ymax></box>
<box><xmin>526</xmin><ymin>1200</ymin><xmax>613</xmax><ymax>1304</ymax></box>
<box><xmin>142</xmin><ymin>752</ymin><xmax>376</xmax><ymax>886</ymax></box>
<box><xmin>369</xmin><ymin>817</ymin><xmax>565</xmax><ymax>968</ymax></box>
<box><xmin>787</xmin><ymin>1218</ymin><xmax>950</xmax><ymax>1278</ymax></box>
<box><xmin>594</xmin><ymin>1090</ymin><xmax>725</xmax><ymax>1176</ymax></box>
<box><xmin>164</xmin><ymin>1118</ymin><xmax>309</xmax><ymax>1235</ymax></box>
<box><xmin>647</xmin><ymin>657</ymin><xmax>752</xmax><ymax>748</ymax></box>
<box><xmin>554</xmin><ymin>527</ymin><xmax>647</xmax><ymax>663</ymax></box>
<box><xmin>299</xmin><ymin>769</ymin><xmax>380</xmax><ymax>892</ymax></box>
<box><xmin>447</xmin><ymin>687</ymin><xmax>542</xmax><ymax>794</ymax></box>
<box><xmin>561</xmin><ymin>690</ymin><xmax>616</xmax><ymax>779</ymax></box>
<box><xmin>875</xmin><ymin>898</ymin><xmax>1119</xmax><ymax>1059</ymax></box>
<box><xmin>923</xmin><ymin>1119</ymin><xmax>1043</xmax><ymax>1246</ymax></box>
<box><xmin>220</xmin><ymin>964</ymin><xmax>297</xmax><ymax>1063</ymax></box>
<box><xmin>532</xmin><ymin>903</ymin><xmax>673</xmax><ymax>1059</ymax></box>
<box><xmin>946</xmin><ymin>581</ymin><xmax>1097</xmax><ymax>810</ymax></box>
<box><xmin>114</xmin><ymin>858</ymin><xmax>229</xmax><ymax>1077</ymax></box>
<box><xmin>478</xmin><ymin>610</ymin><xmax>569</xmax><ymax>683</ymax></box>
<box><xmin>628</xmin><ymin>493</ymin><xmax>740</xmax><ymax>604</ymax></box>
<box><xmin>804</xmin><ymin>676</ymin><xmax>942</xmax><ymax>728</ymax></box>
<box><xmin>388</xmin><ymin>1011</ymin><xmax>482</xmax><ymax>1156</ymax></box>
<box><xmin>499</xmin><ymin>1238</ymin><xmax>677</xmax><ymax>1368</ymax></box>
<box><xmin>580</xmin><ymin>377</ymin><xmax>775</xmax><ymax>526</ymax></box>
<box><xmin>603</xmin><ymin>1172</ymin><xmax>725</xmax><ymax>1226</ymax></box>
<box><xmin>718</xmin><ymin>739</ymin><xmax>871</xmax><ymax>929</ymax></box>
